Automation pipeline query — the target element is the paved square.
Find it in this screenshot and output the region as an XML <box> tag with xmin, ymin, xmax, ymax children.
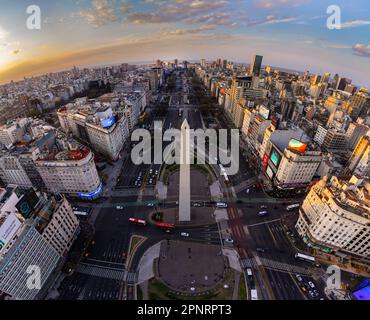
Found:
<box><xmin>158</xmin><ymin>241</ymin><xmax>225</xmax><ymax>292</ymax></box>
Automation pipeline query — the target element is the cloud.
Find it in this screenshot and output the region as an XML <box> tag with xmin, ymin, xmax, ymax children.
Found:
<box><xmin>184</xmin><ymin>12</ymin><xmax>237</xmax><ymax>27</ymax></box>
<box><xmin>161</xmin><ymin>24</ymin><xmax>216</xmax><ymax>36</ymax></box>
<box><xmin>126</xmin><ymin>0</ymin><xmax>228</xmax><ymax>24</ymax></box>
<box><xmin>341</xmin><ymin>20</ymin><xmax>370</xmax><ymax>29</ymax></box>
<box><xmin>0</xmin><ymin>25</ymin><xmax>9</xmax><ymax>40</ymax></box>
<box><xmin>77</xmin><ymin>0</ymin><xmax>118</xmax><ymax>27</ymax></box>
<box><xmin>254</xmin><ymin>0</ymin><xmax>309</xmax><ymax>9</ymax></box>
<box><xmin>247</xmin><ymin>15</ymin><xmax>299</xmax><ymax>27</ymax></box>
<box><xmin>11</xmin><ymin>49</ymin><xmax>21</xmax><ymax>55</ymax></box>
<box><xmin>352</xmin><ymin>44</ymin><xmax>370</xmax><ymax>57</ymax></box>
<box><xmin>120</xmin><ymin>0</ymin><xmax>132</xmax><ymax>14</ymax></box>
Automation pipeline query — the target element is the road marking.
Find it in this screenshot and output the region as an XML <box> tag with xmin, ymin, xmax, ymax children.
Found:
<box><xmin>247</xmin><ymin>218</ymin><xmax>282</xmax><ymax>228</ymax></box>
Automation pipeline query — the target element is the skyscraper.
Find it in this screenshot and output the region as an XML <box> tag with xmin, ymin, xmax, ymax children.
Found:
<box><xmin>250</xmin><ymin>55</ymin><xmax>263</xmax><ymax>76</ymax></box>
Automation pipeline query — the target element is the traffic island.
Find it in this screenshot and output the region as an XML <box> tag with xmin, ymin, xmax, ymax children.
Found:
<box><xmin>126</xmin><ymin>235</ymin><xmax>147</xmax><ymax>270</ymax></box>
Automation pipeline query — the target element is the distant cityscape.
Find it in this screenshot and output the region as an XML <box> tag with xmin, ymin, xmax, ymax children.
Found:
<box><xmin>0</xmin><ymin>54</ymin><xmax>369</xmax><ymax>301</ymax></box>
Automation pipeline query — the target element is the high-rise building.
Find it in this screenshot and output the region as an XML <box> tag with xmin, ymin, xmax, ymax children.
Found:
<box><xmin>348</xmin><ymin>89</ymin><xmax>370</xmax><ymax>118</ymax></box>
<box><xmin>274</xmin><ymin>141</ymin><xmax>322</xmax><ymax>189</ymax></box>
<box><xmin>0</xmin><ymin>186</ymin><xmax>79</xmax><ymax>300</ymax></box>
<box><xmin>35</xmin><ymin>140</ymin><xmax>102</xmax><ymax>200</ymax></box>
<box><xmin>57</xmin><ymin>104</ymin><xmax>129</xmax><ymax>161</ymax></box>
<box><xmin>337</xmin><ymin>77</ymin><xmax>352</xmax><ymax>91</ymax></box>
<box><xmin>222</xmin><ymin>59</ymin><xmax>228</xmax><ymax>70</ymax></box>
<box><xmin>346</xmin><ymin>133</ymin><xmax>370</xmax><ymax>177</ymax></box>
<box><xmin>346</xmin><ymin>123</ymin><xmax>370</xmax><ymax>151</ymax></box>
<box><xmin>250</xmin><ymin>55</ymin><xmax>263</xmax><ymax>77</ymax></box>
<box><xmin>321</xmin><ymin>72</ymin><xmax>331</xmax><ymax>84</ymax></box>
<box><xmin>296</xmin><ymin>175</ymin><xmax>370</xmax><ymax>259</ymax></box>
<box><xmin>311</xmin><ymin>74</ymin><xmax>322</xmax><ymax>85</ymax></box>
<box><xmin>0</xmin><ymin>120</ymin><xmax>102</xmax><ymax>199</ymax></box>
<box><xmin>321</xmin><ymin>128</ymin><xmax>348</xmax><ymax>152</ymax></box>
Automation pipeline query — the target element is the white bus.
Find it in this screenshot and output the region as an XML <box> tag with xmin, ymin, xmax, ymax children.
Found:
<box><xmin>287</xmin><ymin>204</ymin><xmax>300</xmax><ymax>211</ymax></box>
<box><xmin>295</xmin><ymin>253</ymin><xmax>315</xmax><ymax>263</ymax></box>
<box><xmin>219</xmin><ymin>164</ymin><xmax>229</xmax><ymax>183</ymax></box>
<box><xmin>251</xmin><ymin>289</ymin><xmax>258</xmax><ymax>300</ymax></box>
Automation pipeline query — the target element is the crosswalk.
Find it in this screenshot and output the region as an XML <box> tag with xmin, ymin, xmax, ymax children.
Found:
<box><xmin>76</xmin><ymin>263</ymin><xmax>126</xmax><ymax>281</ymax></box>
<box><xmin>240</xmin><ymin>257</ymin><xmax>322</xmax><ymax>277</ymax></box>
<box><xmin>126</xmin><ymin>272</ymin><xmax>139</xmax><ymax>284</ymax></box>
<box><xmin>76</xmin><ymin>263</ymin><xmax>141</xmax><ymax>284</ymax></box>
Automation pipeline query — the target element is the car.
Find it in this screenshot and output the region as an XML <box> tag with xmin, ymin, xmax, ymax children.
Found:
<box><xmin>193</xmin><ymin>203</ymin><xmax>202</xmax><ymax>207</ymax></box>
<box><xmin>224</xmin><ymin>238</ymin><xmax>234</xmax><ymax>244</ymax></box>
<box><xmin>308</xmin><ymin>290</ymin><xmax>315</xmax><ymax>298</ymax></box>
<box><xmin>155</xmin><ymin>170</ymin><xmax>159</xmax><ymax>175</ymax></box>
<box><xmin>301</xmin><ymin>286</ymin><xmax>307</xmax><ymax>292</ymax></box>
<box><xmin>147</xmin><ymin>203</ymin><xmax>155</xmax><ymax>207</ymax></box>
<box><xmin>216</xmin><ymin>202</ymin><xmax>228</xmax><ymax>208</ymax></box>
<box><xmin>246</xmin><ymin>189</ymin><xmax>250</xmax><ymax>194</ymax></box>
<box><xmin>258</xmin><ymin>211</ymin><xmax>268</xmax><ymax>217</ymax></box>
<box><xmin>116</xmin><ymin>206</ymin><xmax>124</xmax><ymax>210</ymax></box>
<box><xmin>308</xmin><ymin>281</ymin><xmax>316</xmax><ymax>289</ymax></box>
<box><xmin>296</xmin><ymin>274</ymin><xmax>303</xmax><ymax>282</ymax></box>
<box><xmin>260</xmin><ymin>205</ymin><xmax>267</xmax><ymax>209</ymax></box>
<box><xmin>181</xmin><ymin>232</ymin><xmax>190</xmax><ymax>237</ymax></box>
<box><xmin>256</xmin><ymin>248</ymin><xmax>266</xmax><ymax>253</ymax></box>
<box><xmin>314</xmin><ymin>263</ymin><xmax>322</xmax><ymax>268</ymax></box>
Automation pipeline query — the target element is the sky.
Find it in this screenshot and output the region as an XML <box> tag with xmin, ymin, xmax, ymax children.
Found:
<box><xmin>0</xmin><ymin>0</ymin><xmax>369</xmax><ymax>86</ymax></box>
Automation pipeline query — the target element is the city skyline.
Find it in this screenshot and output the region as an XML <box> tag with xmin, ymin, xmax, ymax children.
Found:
<box><xmin>0</xmin><ymin>0</ymin><xmax>370</xmax><ymax>85</ymax></box>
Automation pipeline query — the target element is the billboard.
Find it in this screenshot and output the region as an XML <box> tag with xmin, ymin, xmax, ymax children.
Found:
<box><xmin>15</xmin><ymin>189</ymin><xmax>40</xmax><ymax>219</ymax></box>
<box><xmin>78</xmin><ymin>183</ymin><xmax>103</xmax><ymax>200</ymax></box>
<box><xmin>270</xmin><ymin>147</ymin><xmax>281</xmax><ymax>167</ymax></box>
<box><xmin>259</xmin><ymin>105</ymin><xmax>270</xmax><ymax>120</ymax></box>
<box><xmin>266</xmin><ymin>166</ymin><xmax>274</xmax><ymax>179</ymax></box>
<box><xmin>262</xmin><ymin>153</ymin><xmax>269</xmax><ymax>171</ymax></box>
<box><xmin>353</xmin><ymin>279</ymin><xmax>370</xmax><ymax>300</ymax></box>
<box><xmin>101</xmin><ymin>116</ymin><xmax>115</xmax><ymax>128</ymax></box>
<box><xmin>0</xmin><ymin>213</ymin><xmax>22</xmax><ymax>254</ymax></box>
<box><xmin>288</xmin><ymin>139</ymin><xmax>308</xmax><ymax>154</ymax></box>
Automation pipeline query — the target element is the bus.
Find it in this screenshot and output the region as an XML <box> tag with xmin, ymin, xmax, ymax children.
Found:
<box><xmin>156</xmin><ymin>222</ymin><xmax>175</xmax><ymax>232</ymax></box>
<box><xmin>129</xmin><ymin>218</ymin><xmax>147</xmax><ymax>227</ymax></box>
<box><xmin>219</xmin><ymin>164</ymin><xmax>230</xmax><ymax>183</ymax></box>
<box><xmin>287</xmin><ymin>204</ymin><xmax>300</xmax><ymax>211</ymax></box>
<box><xmin>251</xmin><ymin>289</ymin><xmax>258</xmax><ymax>300</ymax></box>
<box><xmin>295</xmin><ymin>253</ymin><xmax>315</xmax><ymax>263</ymax></box>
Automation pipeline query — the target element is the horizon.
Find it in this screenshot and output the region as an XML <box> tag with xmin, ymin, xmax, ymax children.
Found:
<box><xmin>0</xmin><ymin>1</ymin><xmax>369</xmax><ymax>87</ymax></box>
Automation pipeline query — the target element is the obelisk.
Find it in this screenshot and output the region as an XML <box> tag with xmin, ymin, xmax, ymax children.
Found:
<box><xmin>179</xmin><ymin>119</ymin><xmax>191</xmax><ymax>222</ymax></box>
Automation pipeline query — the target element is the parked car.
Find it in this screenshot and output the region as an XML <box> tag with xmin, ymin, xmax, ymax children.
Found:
<box><xmin>296</xmin><ymin>274</ymin><xmax>303</xmax><ymax>282</ymax></box>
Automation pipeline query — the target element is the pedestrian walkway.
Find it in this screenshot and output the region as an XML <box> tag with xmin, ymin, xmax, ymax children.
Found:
<box><xmin>76</xmin><ymin>263</ymin><xmax>126</xmax><ymax>281</ymax></box>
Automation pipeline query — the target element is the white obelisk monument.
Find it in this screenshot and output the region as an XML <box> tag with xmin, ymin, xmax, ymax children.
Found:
<box><xmin>179</xmin><ymin>119</ymin><xmax>191</xmax><ymax>222</ymax></box>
